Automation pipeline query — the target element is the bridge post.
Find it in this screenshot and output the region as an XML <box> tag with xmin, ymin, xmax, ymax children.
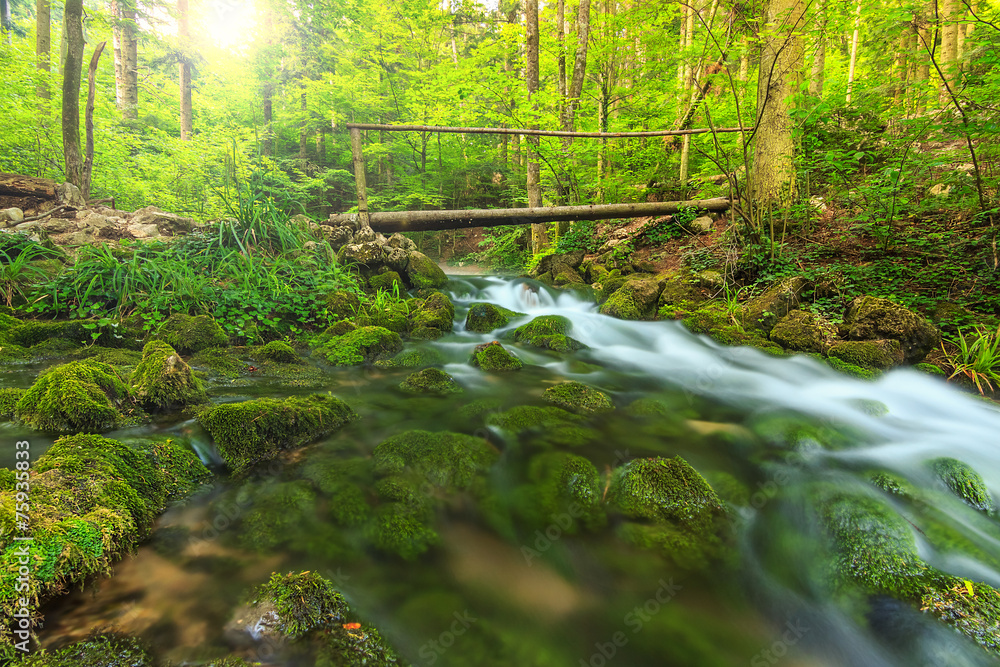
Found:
<box><xmin>349</xmin><ymin>127</ymin><xmax>370</xmax><ymax>226</ymax></box>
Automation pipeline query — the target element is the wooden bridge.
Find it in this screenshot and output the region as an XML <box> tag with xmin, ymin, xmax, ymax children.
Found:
<box><xmin>344</xmin><ymin>123</ymin><xmax>735</xmax><ymax>233</ymax></box>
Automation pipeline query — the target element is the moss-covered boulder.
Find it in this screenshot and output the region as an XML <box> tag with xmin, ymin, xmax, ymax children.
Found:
<box><xmin>0</xmin><ymin>435</ymin><xmax>210</xmax><ymax>649</ymax></box>
<box><xmin>189</xmin><ymin>346</ymin><xmax>246</xmax><ymax>379</ymax></box>
<box><xmin>198</xmin><ymin>393</ymin><xmax>359</xmax><ymax>473</ymax></box>
<box><xmin>399</xmin><ymin>368</ymin><xmax>463</xmax><ymax>395</ymax></box>
<box><xmin>368</xmin><ymin>270</ymin><xmax>405</xmax><ymax>293</ymax></box>
<box><xmin>928</xmin><ymin>457</ymin><xmax>995</xmax><ymax>513</ymax></box>
<box><xmin>16</xmin><ymin>633</ymin><xmax>155</xmax><ymax>666</ymax></box>
<box><xmin>313</xmin><ymin>326</ymin><xmax>403</xmax><ymax>366</ymax></box>
<box><xmin>405</xmin><ymin>250</ymin><xmax>448</xmax><ymax>289</ymax></box>
<box><xmin>513</xmin><ymin>452</ymin><xmax>606</xmax><ymax>534</ymax></box>
<box><xmin>323</xmin><ymin>290</ymin><xmax>362</xmax><ymax>320</ymax></box>
<box><xmin>465</xmin><ymin>302</ymin><xmax>522</xmax><ymax>333</ymax></box>
<box><xmin>155</xmin><ymin>313</ymin><xmax>228</xmax><ymax>354</ymax></box>
<box><xmin>825</xmin><ymin>356</ymin><xmax>881</xmax><ymax>380</ymax></box>
<box><xmin>355</xmin><ymin>300</ymin><xmax>412</xmax><ymax>334</ymax></box>
<box><xmin>512</xmin><ymin>315</ymin><xmax>586</xmax><ymax>352</ymax></box>
<box><xmin>0</xmin><ymin>388</ymin><xmax>24</xmax><ymax>420</ymax></box>
<box><xmin>5</xmin><ymin>320</ymin><xmax>89</xmax><ymax>348</ymax></box>
<box><xmin>486</xmin><ymin>405</ymin><xmax>582</xmax><ymax>433</ymax></box>
<box><xmin>543</xmin><ymin>381</ymin><xmax>614</xmax><ymax>415</ymax></box>
<box><xmin>470</xmin><ymin>341</ymin><xmax>523</xmax><ymax>371</ymax></box>
<box><xmin>667</xmin><ymin>301</ymin><xmax>783</xmax><ymax>352</ymax></box>
<box><xmin>657</xmin><ymin>273</ymin><xmax>703</xmax><ymax>310</ymax></box>
<box><xmin>408</xmin><ymin>291</ymin><xmax>454</xmax><ymax>340</ymax></box>
<box><xmin>373</xmin><ymin>346</ymin><xmax>445</xmax><ymax>369</ymax></box>
<box><xmin>827</xmin><ymin>339</ymin><xmax>904</xmax><ymax>370</ymax></box>
<box><xmin>129</xmin><ymin>341</ymin><xmax>207</xmax><ymax>411</ymax></box>
<box><xmin>257</xmin><ymin>340</ymin><xmax>300</xmax><ymax>364</ymax></box>
<box><xmin>15</xmin><ymin>359</ymin><xmax>136</xmax><ymax>432</ymax></box>
<box><xmin>769</xmin><ymin>309</ymin><xmax>837</xmax><ymax>353</ymax></box>
<box><xmin>842</xmin><ymin>296</ymin><xmax>941</xmax><ymax>364</ymax></box>
<box><xmin>599</xmin><ymin>277</ymin><xmax>663</xmax><ymax>320</ymax></box>
<box><xmin>742</xmin><ymin>275</ymin><xmax>808</xmax><ymax>334</ymax></box>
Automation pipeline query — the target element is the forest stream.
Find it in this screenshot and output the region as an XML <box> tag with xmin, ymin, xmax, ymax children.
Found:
<box><xmin>14</xmin><ymin>275</ymin><xmax>1000</xmax><ymax>667</ymax></box>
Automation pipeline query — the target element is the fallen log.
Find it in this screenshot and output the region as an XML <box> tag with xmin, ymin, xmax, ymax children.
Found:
<box><xmin>326</xmin><ymin>199</ymin><xmax>730</xmax><ymax>233</ymax></box>
<box><xmin>0</xmin><ymin>173</ymin><xmax>57</xmax><ymax>198</ymax></box>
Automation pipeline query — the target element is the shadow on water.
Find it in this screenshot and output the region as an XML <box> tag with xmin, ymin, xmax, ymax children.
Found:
<box><xmin>24</xmin><ymin>276</ymin><xmax>1000</xmax><ymax>666</ymax></box>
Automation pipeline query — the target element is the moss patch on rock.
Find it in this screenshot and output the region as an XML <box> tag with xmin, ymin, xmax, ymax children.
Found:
<box><xmin>130</xmin><ymin>341</ymin><xmax>207</xmax><ymax>411</ymax></box>
<box><xmin>374</xmin><ymin>346</ymin><xmax>445</xmax><ymax>369</ymax></box>
<box><xmin>512</xmin><ymin>315</ymin><xmax>586</xmax><ymax>352</ymax></box>
<box><xmin>198</xmin><ymin>393</ymin><xmax>359</xmax><ymax>473</ymax></box>
<box><xmin>399</xmin><ymin>368</ymin><xmax>463</xmax><ymax>395</ymax></box>
<box><xmin>408</xmin><ymin>291</ymin><xmax>454</xmax><ymax>340</ymax></box>
<box><xmin>543</xmin><ymin>381</ymin><xmax>614</xmax><ymax>415</ymax></box>
<box><xmin>0</xmin><ymin>388</ymin><xmax>24</xmax><ymax>420</ymax></box>
<box><xmin>470</xmin><ymin>341</ymin><xmax>523</xmax><ymax>371</ymax></box>
<box><xmin>256</xmin><ymin>340</ymin><xmax>301</xmax><ymax>364</ymax></box>
<box><xmin>827</xmin><ymin>339</ymin><xmax>903</xmax><ymax>370</ymax></box>
<box><xmin>665</xmin><ymin>301</ymin><xmax>783</xmax><ymax>352</ymax></box>
<box><xmin>189</xmin><ymin>346</ymin><xmax>247</xmax><ymax>379</ymax></box>
<box><xmin>599</xmin><ymin>277</ymin><xmax>662</xmax><ymax>320</ymax></box>
<box><xmin>513</xmin><ymin>452</ymin><xmax>606</xmax><ymax>534</ymax></box>
<box><xmin>312</xmin><ymin>326</ymin><xmax>403</xmax><ymax>366</ymax></box>
<box><xmin>842</xmin><ymin>296</ymin><xmax>941</xmax><ymax>364</ymax></box>
<box><xmin>769</xmin><ymin>310</ymin><xmax>837</xmax><ymax>353</ymax></box>
<box><xmin>928</xmin><ymin>457</ymin><xmax>995</xmax><ymax>513</ymax></box>
<box><xmin>155</xmin><ymin>313</ymin><xmax>228</xmax><ymax>354</ymax></box>
<box><xmin>742</xmin><ymin>276</ymin><xmax>807</xmax><ymax>334</ymax></box>
<box><xmin>465</xmin><ymin>302</ymin><xmax>522</xmax><ymax>333</ymax></box>
<box><xmin>15</xmin><ymin>359</ymin><xmax>136</xmax><ymax>432</ymax></box>
<box><xmin>405</xmin><ymin>250</ymin><xmax>448</xmax><ymax>289</ymax></box>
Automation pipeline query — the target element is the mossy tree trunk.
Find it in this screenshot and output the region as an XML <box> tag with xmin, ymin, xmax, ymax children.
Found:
<box><xmin>62</xmin><ymin>0</ymin><xmax>85</xmax><ymax>188</ymax></box>
<box><xmin>750</xmin><ymin>0</ymin><xmax>804</xmax><ymax>211</ymax></box>
<box><xmin>112</xmin><ymin>0</ymin><xmax>139</xmax><ymax>120</ymax></box>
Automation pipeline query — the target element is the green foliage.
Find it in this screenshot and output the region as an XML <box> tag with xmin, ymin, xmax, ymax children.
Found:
<box><xmin>555</xmin><ymin>220</ymin><xmax>599</xmax><ymax>253</ymax></box>
<box><xmin>464</xmin><ymin>225</ymin><xmax>530</xmax><ymax>272</ymax></box>
<box><xmin>252</xmin><ymin>571</ymin><xmax>349</xmax><ymax>640</ymax></box>
<box><xmin>940</xmin><ymin>325</ymin><xmax>1000</xmax><ymax>394</ymax></box>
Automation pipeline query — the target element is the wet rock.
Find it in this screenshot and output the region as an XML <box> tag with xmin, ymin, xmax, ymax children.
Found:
<box><xmin>313</xmin><ymin>326</ymin><xmax>403</xmax><ymax>365</ymax></box>
<box><xmin>198</xmin><ymin>393</ymin><xmax>358</xmax><ymax>472</ymax></box>
<box><xmin>512</xmin><ymin>451</ymin><xmax>606</xmax><ymax>533</ymax></box>
<box><xmin>409</xmin><ymin>291</ymin><xmax>454</xmax><ymax>340</ymax></box>
<box><xmin>399</xmin><ymin>367</ymin><xmax>463</xmax><ymax>395</ymax></box>
<box><xmin>156</xmin><ymin>313</ymin><xmax>228</xmax><ymax>354</ymax></box>
<box><xmin>513</xmin><ymin>315</ymin><xmax>586</xmax><ymax>352</ymax></box>
<box><xmin>374</xmin><ymin>345</ymin><xmax>445</xmax><ymax>369</ymax></box>
<box><xmin>742</xmin><ymin>275</ymin><xmax>808</xmax><ymax>334</ymax></box>
<box><xmin>827</xmin><ymin>339</ymin><xmax>903</xmax><ymax>370</ymax></box>
<box><xmin>227</xmin><ymin>571</ymin><xmax>349</xmax><ymax>645</ymax></box>
<box><xmin>15</xmin><ymin>358</ymin><xmax>135</xmax><ymax>432</ymax></box>
<box><xmin>470</xmin><ymin>341</ymin><xmax>523</xmax><ymax>371</ymax></box>
<box><xmin>465</xmin><ymin>302</ymin><xmax>522</xmax><ymax>333</ymax></box>
<box><xmin>543</xmin><ymin>381</ymin><xmax>614</xmax><ymax>415</ymax></box>
<box><xmin>599</xmin><ymin>277</ymin><xmax>662</xmax><ymax>320</ymax></box>
<box><xmin>928</xmin><ymin>457</ymin><xmax>995</xmax><ymax>513</ymax></box>
<box><xmin>769</xmin><ymin>310</ymin><xmax>837</xmax><ymax>353</ymax></box>
<box><xmin>129</xmin><ymin>340</ymin><xmax>207</xmax><ymax>411</ymax></box>
<box><xmin>842</xmin><ymin>296</ymin><xmax>941</xmax><ymax>364</ymax></box>
<box><xmin>322</xmin><ymin>224</ymin><xmax>354</xmax><ymax>250</ymax></box>
<box><xmin>405</xmin><ymin>250</ymin><xmax>448</xmax><ymax>289</ymax></box>
<box><xmin>532</xmin><ymin>250</ymin><xmax>586</xmax><ymax>278</ymax></box>
<box><xmin>256</xmin><ymin>340</ymin><xmax>300</xmax><ymax>364</ymax></box>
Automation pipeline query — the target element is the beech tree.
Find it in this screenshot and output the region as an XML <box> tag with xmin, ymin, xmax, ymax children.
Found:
<box><xmin>178</xmin><ymin>0</ymin><xmax>193</xmax><ymax>140</ymax></box>
<box><xmin>36</xmin><ymin>0</ymin><xmax>50</xmax><ymax>109</ymax></box>
<box><xmin>62</xmin><ymin>0</ymin><xmax>84</xmax><ymax>188</ymax></box>
<box><xmin>112</xmin><ymin>0</ymin><xmax>138</xmax><ymax>119</ymax></box>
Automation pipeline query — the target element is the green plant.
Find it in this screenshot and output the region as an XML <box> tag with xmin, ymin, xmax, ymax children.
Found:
<box><xmin>940</xmin><ymin>325</ymin><xmax>1000</xmax><ymax>395</ymax></box>
<box><xmin>555</xmin><ymin>220</ymin><xmax>598</xmax><ymax>253</ymax></box>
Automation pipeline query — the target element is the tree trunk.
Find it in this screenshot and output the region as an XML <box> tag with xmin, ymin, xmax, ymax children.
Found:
<box><xmin>846</xmin><ymin>0</ymin><xmax>861</xmax><ymax>104</ymax></box>
<box><xmin>914</xmin><ymin>4</ymin><xmax>932</xmax><ymax>110</ymax></box>
<box><xmin>112</xmin><ymin>0</ymin><xmax>139</xmax><ymax>119</ymax></box>
<box><xmin>562</xmin><ymin>0</ymin><xmax>591</xmax><ymax>134</ymax></box>
<box><xmin>808</xmin><ymin>0</ymin><xmax>825</xmax><ymax>97</ymax></box>
<box><xmin>751</xmin><ymin>0</ymin><xmax>805</xmax><ymax>210</ymax></box>
<box><xmin>939</xmin><ymin>0</ymin><xmax>959</xmax><ymax>105</ymax></box>
<box><xmin>83</xmin><ymin>42</ymin><xmax>107</xmax><ymax>199</ymax></box>
<box><xmin>178</xmin><ymin>0</ymin><xmax>193</xmax><ymax>140</ymax></box>
<box><xmin>1</xmin><ymin>0</ymin><xmax>10</xmax><ymax>44</ymax></box>
<box><xmin>261</xmin><ymin>5</ymin><xmax>275</xmax><ymax>156</ymax></box>
<box><xmin>299</xmin><ymin>92</ymin><xmax>308</xmax><ymax>161</ymax></box>
<box><xmin>0</xmin><ymin>173</ymin><xmax>57</xmax><ymax>198</ymax></box>
<box><xmin>526</xmin><ymin>0</ymin><xmax>546</xmax><ymax>253</ymax></box>
<box><xmin>557</xmin><ymin>0</ymin><xmax>566</xmax><ymax>105</ymax></box>
<box><xmin>62</xmin><ymin>0</ymin><xmax>85</xmax><ymax>188</ymax></box>
<box><xmin>36</xmin><ymin>0</ymin><xmax>51</xmax><ymax>109</ymax></box>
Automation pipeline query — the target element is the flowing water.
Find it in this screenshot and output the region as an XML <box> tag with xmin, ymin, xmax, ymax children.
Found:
<box><xmin>25</xmin><ymin>276</ymin><xmax>1000</xmax><ymax>666</ymax></box>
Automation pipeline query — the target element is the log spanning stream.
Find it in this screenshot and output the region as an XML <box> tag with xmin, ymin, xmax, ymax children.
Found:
<box><xmin>23</xmin><ymin>276</ymin><xmax>1000</xmax><ymax>666</ymax></box>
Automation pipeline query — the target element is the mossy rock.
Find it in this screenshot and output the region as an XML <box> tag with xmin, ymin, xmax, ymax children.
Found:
<box><xmin>769</xmin><ymin>309</ymin><xmax>837</xmax><ymax>353</ymax></box>
<box><xmin>323</xmin><ymin>290</ymin><xmax>362</xmax><ymax>319</ymax></box>
<box><xmin>373</xmin><ymin>429</ymin><xmax>498</xmax><ymax>489</ymax></box>
<box><xmin>513</xmin><ymin>451</ymin><xmax>606</xmax><ymax>534</ymax></box>
<box><xmin>405</xmin><ymin>250</ymin><xmax>448</xmax><ymax>289</ymax></box>
<box><xmin>15</xmin><ymin>359</ymin><xmax>136</xmax><ymax>432</ymax></box>
<box><xmin>543</xmin><ymin>381</ymin><xmax>614</xmax><ymax>415</ymax></box>
<box><xmin>355</xmin><ymin>300</ymin><xmax>412</xmax><ymax>334</ymax></box>
<box><xmin>237</xmin><ymin>480</ymin><xmax>320</xmax><ymax>551</ymax></box>
<box><xmin>599</xmin><ymin>277</ymin><xmax>662</xmax><ymax>321</ymax></box>
<box><xmin>18</xmin><ymin>633</ymin><xmax>154</xmax><ymax>666</ymax></box>
<box><xmin>301</xmin><ymin>456</ymin><xmax>374</xmax><ymax>527</ymax></box>
<box><xmin>914</xmin><ymin>362</ymin><xmax>947</xmax><ymax>376</ymax></box>
<box><xmin>72</xmin><ymin>346</ymin><xmax>145</xmax><ymax>368</ymax></box>
<box><xmin>843</xmin><ymin>296</ymin><xmax>942</xmax><ymax>364</ymax></box>
<box><xmin>243</xmin><ymin>571</ymin><xmax>349</xmax><ymax>640</ymax></box>
<box><xmin>189</xmin><ymin>346</ymin><xmax>246</xmax><ymax>379</ymax></box>
<box><xmin>198</xmin><ymin>393</ymin><xmax>359</xmax><ymax>473</ymax></box>
<box><xmin>487</xmin><ymin>405</ymin><xmax>582</xmax><ymax>433</ymax></box>
<box><xmin>465</xmin><ymin>302</ymin><xmax>522</xmax><ymax>333</ymax></box>
<box><xmin>257</xmin><ymin>340</ymin><xmax>301</xmax><ymax>364</ymax></box>
<box><xmin>827</xmin><ymin>339</ymin><xmax>903</xmax><ymax>370</ymax></box>
<box><xmin>0</xmin><ymin>435</ymin><xmax>210</xmax><ymax>647</ymax></box>
<box><xmin>470</xmin><ymin>342</ymin><xmax>523</xmax><ymax>371</ymax></box>
<box><xmin>928</xmin><ymin>457</ymin><xmax>995</xmax><ymax>513</ymax></box>
<box><xmin>408</xmin><ymin>291</ymin><xmax>454</xmax><ymax>340</ymax></box>
<box><xmin>657</xmin><ymin>273</ymin><xmax>703</xmax><ymax>309</ymax></box>
<box><xmin>742</xmin><ymin>276</ymin><xmax>808</xmax><ymax>334</ymax></box>
<box><xmin>155</xmin><ymin>313</ymin><xmax>228</xmax><ymax>354</ymax></box>
<box><xmin>825</xmin><ymin>356</ymin><xmax>881</xmax><ymax>380</ymax></box>
<box><xmin>129</xmin><ymin>341</ymin><xmax>208</xmax><ymax>411</ymax></box>
<box><xmin>6</xmin><ymin>320</ymin><xmax>89</xmax><ymax>347</ymax></box>
<box><xmin>512</xmin><ymin>314</ymin><xmax>586</xmax><ymax>352</ymax></box>
<box><xmin>368</xmin><ymin>270</ymin><xmax>405</xmax><ymax>293</ymax></box>
<box><xmin>313</xmin><ymin>326</ymin><xmax>403</xmax><ymax>366</ymax></box>
<box><xmin>0</xmin><ymin>388</ymin><xmax>24</xmax><ymax>420</ymax></box>
<box><xmin>672</xmin><ymin>301</ymin><xmax>783</xmax><ymax>352</ymax></box>
<box><xmin>373</xmin><ymin>346</ymin><xmax>445</xmax><ymax>369</ymax></box>
<box><xmin>325</xmin><ymin>320</ymin><xmax>357</xmax><ymax>337</ymax></box>
<box><xmin>399</xmin><ymin>368</ymin><xmax>463</xmax><ymax>395</ymax></box>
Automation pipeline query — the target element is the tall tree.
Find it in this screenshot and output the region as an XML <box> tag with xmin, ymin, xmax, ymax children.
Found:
<box><xmin>808</xmin><ymin>0</ymin><xmax>826</xmax><ymax>97</ymax></box>
<box><xmin>62</xmin><ymin>0</ymin><xmax>85</xmax><ymax>188</ymax></box>
<box><xmin>112</xmin><ymin>0</ymin><xmax>139</xmax><ymax>119</ymax></box>
<box><xmin>526</xmin><ymin>0</ymin><xmax>546</xmax><ymax>252</ymax></box>
<box><xmin>751</xmin><ymin>0</ymin><xmax>805</xmax><ymax>209</ymax></box>
<box><xmin>561</xmin><ymin>0</ymin><xmax>591</xmax><ymax>134</ymax></box>
<box><xmin>36</xmin><ymin>0</ymin><xmax>51</xmax><ymax>110</ymax></box>
<box><xmin>845</xmin><ymin>0</ymin><xmax>861</xmax><ymax>104</ymax></box>
<box><xmin>1</xmin><ymin>0</ymin><xmax>10</xmax><ymax>44</ymax></box>
<box><xmin>178</xmin><ymin>0</ymin><xmax>193</xmax><ymax>140</ymax></box>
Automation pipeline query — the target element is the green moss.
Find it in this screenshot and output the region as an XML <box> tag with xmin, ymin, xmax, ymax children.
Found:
<box><xmin>7</xmin><ymin>320</ymin><xmax>88</xmax><ymax>347</ymax></box>
<box><xmin>487</xmin><ymin>405</ymin><xmax>582</xmax><ymax>433</ymax></box>
<box><xmin>325</xmin><ymin>319</ymin><xmax>357</xmax><ymax>337</ymax></box>
<box><xmin>843</xmin><ymin>295</ymin><xmax>942</xmax><ymax>364</ymax></box>
<box><xmin>355</xmin><ymin>300</ymin><xmax>412</xmax><ymax>334</ymax></box>
<box><xmin>599</xmin><ymin>278</ymin><xmax>661</xmax><ymax>321</ymax></box>
<box><xmin>825</xmin><ymin>356</ymin><xmax>882</xmax><ymax>380</ymax></box>
<box><xmin>20</xmin><ymin>633</ymin><xmax>154</xmax><ymax>666</ymax></box>
<box><xmin>252</xmin><ymin>571</ymin><xmax>350</xmax><ymax>639</ymax></box>
<box><xmin>914</xmin><ymin>362</ymin><xmax>947</xmax><ymax>376</ymax></box>
<box><xmin>15</xmin><ymin>359</ymin><xmax>136</xmax><ymax>432</ymax></box>
<box><xmin>405</xmin><ymin>250</ymin><xmax>448</xmax><ymax>289</ymax></box>
<box><xmin>512</xmin><ymin>315</ymin><xmax>586</xmax><ymax>352</ymax></box>
<box><xmin>607</xmin><ymin>456</ymin><xmax>724</xmax><ymax>524</ymax></box>
<box><xmin>369</xmin><ymin>501</ymin><xmax>440</xmax><ymax>560</ymax></box>
<box><xmin>827</xmin><ymin>340</ymin><xmax>903</xmax><ymax>370</ymax></box>
<box><xmin>470</xmin><ymin>342</ymin><xmax>523</xmax><ymax>371</ymax></box>
<box><xmin>368</xmin><ymin>270</ymin><xmax>405</xmax><ymax>293</ymax></box>
<box><xmin>374</xmin><ymin>345</ymin><xmax>445</xmax><ymax>369</ymax></box>
<box><xmin>514</xmin><ymin>452</ymin><xmax>606</xmax><ymax>533</ymax></box>
<box><xmin>408</xmin><ymin>291</ymin><xmax>454</xmax><ymax>340</ymax></box>
<box><xmin>928</xmin><ymin>457</ymin><xmax>995</xmax><ymax>513</ymax></box>
<box><xmin>155</xmin><ymin>313</ymin><xmax>228</xmax><ymax>354</ymax></box>
<box><xmin>543</xmin><ymin>381</ymin><xmax>614</xmax><ymax>415</ymax></box>
<box><xmin>317</xmin><ymin>623</ymin><xmax>403</xmax><ymax>667</ymax></box>
<box><xmin>313</xmin><ymin>326</ymin><xmax>403</xmax><ymax>366</ymax></box>
<box><xmin>769</xmin><ymin>310</ymin><xmax>836</xmax><ymax>353</ymax></box>
<box><xmin>0</xmin><ymin>388</ymin><xmax>24</xmax><ymax>420</ymax></box>
<box><xmin>73</xmin><ymin>346</ymin><xmax>145</xmax><ymax>368</ymax></box>
<box><xmin>189</xmin><ymin>346</ymin><xmax>246</xmax><ymax>379</ymax></box>
<box><xmin>0</xmin><ymin>343</ymin><xmax>31</xmax><ymax>364</ymax></box>
<box><xmin>257</xmin><ymin>340</ymin><xmax>301</xmax><ymax>364</ymax></box>
<box><xmin>399</xmin><ymin>367</ymin><xmax>463</xmax><ymax>395</ymax></box>
<box><xmin>670</xmin><ymin>301</ymin><xmax>782</xmax><ymax>351</ymax></box>
<box><xmin>239</xmin><ymin>481</ymin><xmax>319</xmax><ymax>551</ymax></box>
<box><xmin>465</xmin><ymin>302</ymin><xmax>522</xmax><ymax>333</ymax></box>
<box><xmin>373</xmin><ymin>430</ymin><xmax>498</xmax><ymax>488</ymax></box>
<box><xmin>198</xmin><ymin>393</ymin><xmax>359</xmax><ymax>473</ymax></box>
<box><xmin>324</xmin><ymin>290</ymin><xmax>362</xmax><ymax>319</ymax></box>
<box><xmin>129</xmin><ymin>340</ymin><xmax>207</xmax><ymax>411</ymax></box>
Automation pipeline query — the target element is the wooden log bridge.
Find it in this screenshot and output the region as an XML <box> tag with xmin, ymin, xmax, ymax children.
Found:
<box><xmin>328</xmin><ymin>199</ymin><xmax>731</xmax><ymax>233</ymax></box>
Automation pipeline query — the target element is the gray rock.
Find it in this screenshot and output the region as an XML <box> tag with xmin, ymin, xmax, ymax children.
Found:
<box><xmin>384</xmin><ymin>245</ymin><xmax>410</xmax><ymax>273</ymax></box>
<box><xmin>689</xmin><ymin>216</ymin><xmax>713</xmax><ymax>234</ymax></box>
<box><xmin>353</xmin><ymin>224</ymin><xmax>376</xmax><ymax>244</ymax></box>
<box><xmin>128</xmin><ymin>222</ymin><xmax>161</xmax><ymax>239</ymax></box>
<box><xmin>322</xmin><ymin>225</ymin><xmax>353</xmax><ymax>250</ymax></box>
<box><xmin>62</xmin><ymin>230</ymin><xmax>96</xmax><ymax>246</ymax></box>
<box><xmin>57</xmin><ymin>182</ymin><xmax>86</xmax><ymax>207</ymax></box>
<box><xmin>0</xmin><ymin>208</ymin><xmax>24</xmax><ymax>224</ymax></box>
<box><xmin>78</xmin><ymin>213</ymin><xmax>113</xmax><ymax>230</ymax></box>
<box><xmin>41</xmin><ymin>218</ymin><xmax>76</xmax><ymax>234</ymax></box>
<box><xmin>388</xmin><ymin>232</ymin><xmax>417</xmax><ymax>251</ymax></box>
<box><xmin>129</xmin><ymin>206</ymin><xmax>193</xmax><ymax>235</ymax></box>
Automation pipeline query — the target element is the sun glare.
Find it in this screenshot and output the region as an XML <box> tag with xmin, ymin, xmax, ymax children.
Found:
<box><xmin>203</xmin><ymin>0</ymin><xmax>257</xmax><ymax>52</ymax></box>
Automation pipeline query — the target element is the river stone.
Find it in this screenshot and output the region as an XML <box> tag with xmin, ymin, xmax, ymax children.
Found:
<box><xmin>405</xmin><ymin>250</ymin><xmax>448</xmax><ymax>289</ymax></box>
<box><xmin>827</xmin><ymin>339</ymin><xmax>903</xmax><ymax>370</ymax></box>
<box><xmin>742</xmin><ymin>275</ymin><xmax>808</xmax><ymax>334</ymax></box>
<box><xmin>62</xmin><ymin>230</ymin><xmax>96</xmax><ymax>246</ymax></box>
<box><xmin>600</xmin><ymin>277</ymin><xmax>662</xmax><ymax>320</ymax></box>
<box><xmin>0</xmin><ymin>207</ymin><xmax>24</xmax><ymax>225</ymax></box>
<box><xmin>544</xmin><ymin>381</ymin><xmax>614</xmax><ymax>415</ymax></box>
<box><xmin>769</xmin><ymin>310</ymin><xmax>837</xmax><ymax>353</ymax></box>
<box><xmin>842</xmin><ymin>296</ymin><xmax>940</xmax><ymax>364</ymax></box>
<box><xmin>338</xmin><ymin>241</ymin><xmax>386</xmax><ymax>268</ymax></box>
<box><xmin>130</xmin><ymin>205</ymin><xmax>194</xmax><ymax>235</ymax></box>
